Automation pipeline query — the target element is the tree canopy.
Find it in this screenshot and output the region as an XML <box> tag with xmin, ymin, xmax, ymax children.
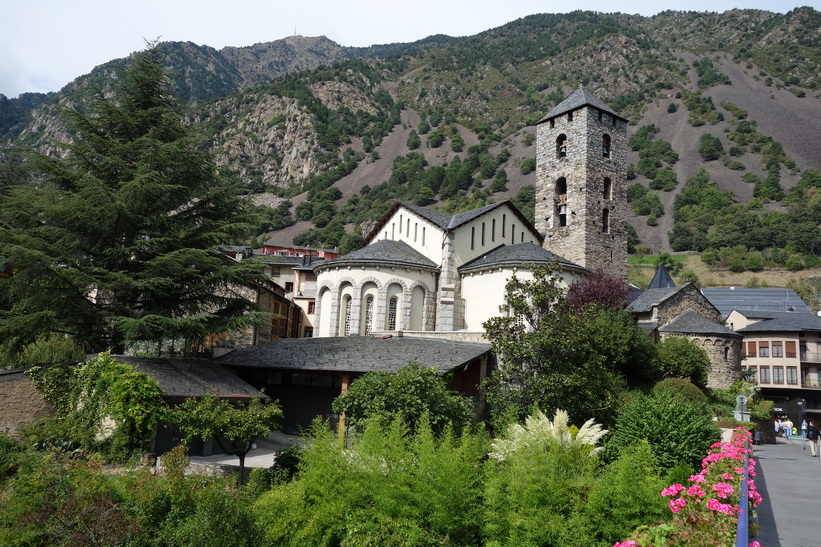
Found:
<box><xmin>0</xmin><ymin>45</ymin><xmax>266</xmax><ymax>355</ymax></box>
<box><xmin>482</xmin><ymin>265</ymin><xmax>661</xmax><ymax>428</ymax></box>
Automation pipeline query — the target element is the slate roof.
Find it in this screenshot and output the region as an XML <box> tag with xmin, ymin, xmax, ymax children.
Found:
<box><xmin>538</xmin><ymin>85</ymin><xmax>627</xmax><ymax>124</ymax></box>
<box><xmin>659</xmin><ymin>310</ymin><xmax>741</xmax><ymax>337</ymax></box>
<box><xmin>116</xmin><ymin>356</ymin><xmax>264</xmax><ymax>400</ymax></box>
<box><xmin>625</xmin><ymin>287</ymin><xmax>683</xmax><ymax>313</ymax></box>
<box><xmin>313</xmin><ymin>239</ymin><xmax>439</xmax><ymax>272</ymax></box>
<box><xmin>364</xmin><ymin>200</ymin><xmax>543</xmax><ymax>246</ymax></box>
<box><xmin>400</xmin><ymin>202</ymin><xmax>454</xmax><ymax>230</ymax></box>
<box><xmin>458</xmin><ymin>242</ymin><xmax>585</xmax><ymax>273</ymax></box>
<box><xmin>734</xmin><ymin>310</ymin><xmax>821</xmax><ymax>333</ymax></box>
<box><xmin>215</xmin><ymin>336</ymin><xmax>492</xmax><ymax>375</ymax></box>
<box><xmin>702</xmin><ymin>288</ymin><xmax>811</xmax><ymax>317</ymax></box>
<box><xmin>647</xmin><ymin>264</ymin><xmax>676</xmax><ymax>289</ymax></box>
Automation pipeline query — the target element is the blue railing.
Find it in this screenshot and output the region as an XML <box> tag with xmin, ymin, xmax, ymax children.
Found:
<box><xmin>735</xmin><ymin>447</ymin><xmax>750</xmax><ymax>547</ymax></box>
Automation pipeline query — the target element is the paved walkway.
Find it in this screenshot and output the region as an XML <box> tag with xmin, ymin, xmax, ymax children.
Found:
<box><xmin>752</xmin><ymin>436</ymin><xmax>820</xmax><ymax>547</ymax></box>
<box><xmin>187</xmin><ymin>430</ymin><xmax>303</xmax><ymax>469</ymax></box>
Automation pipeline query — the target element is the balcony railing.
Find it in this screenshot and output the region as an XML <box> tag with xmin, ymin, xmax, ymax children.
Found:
<box><xmin>801</xmin><ymin>352</ymin><xmax>821</xmax><ymax>364</ymax></box>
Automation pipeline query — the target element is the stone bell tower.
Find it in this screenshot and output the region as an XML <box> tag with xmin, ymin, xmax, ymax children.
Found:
<box><xmin>535</xmin><ymin>85</ymin><xmax>628</xmax><ymax>281</ymax></box>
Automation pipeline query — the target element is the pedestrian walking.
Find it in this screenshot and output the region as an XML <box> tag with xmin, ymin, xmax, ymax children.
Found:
<box><xmin>802</xmin><ymin>418</ymin><xmax>808</xmax><ymax>440</ymax></box>
<box><xmin>784</xmin><ymin>417</ymin><xmax>793</xmax><ymax>440</ymax></box>
<box><xmin>807</xmin><ymin>420</ymin><xmax>820</xmax><ymax>457</ymax></box>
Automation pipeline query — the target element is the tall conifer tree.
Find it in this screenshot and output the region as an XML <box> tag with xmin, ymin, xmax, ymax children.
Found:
<box><xmin>0</xmin><ymin>45</ymin><xmax>266</xmax><ymax>355</ymax></box>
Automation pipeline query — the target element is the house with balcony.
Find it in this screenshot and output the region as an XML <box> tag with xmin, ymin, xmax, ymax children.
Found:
<box><xmin>728</xmin><ymin>308</ymin><xmax>821</xmax><ymax>419</ymax></box>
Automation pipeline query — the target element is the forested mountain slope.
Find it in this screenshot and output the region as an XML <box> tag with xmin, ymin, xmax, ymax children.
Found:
<box><xmin>1</xmin><ymin>8</ymin><xmax>819</xmax><ymax>257</ymax></box>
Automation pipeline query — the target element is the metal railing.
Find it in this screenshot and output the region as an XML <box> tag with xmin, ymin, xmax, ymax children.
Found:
<box><xmin>801</xmin><ymin>352</ymin><xmax>821</xmax><ymax>364</ymax></box>
<box><xmin>735</xmin><ymin>446</ymin><xmax>751</xmax><ymax>547</ymax></box>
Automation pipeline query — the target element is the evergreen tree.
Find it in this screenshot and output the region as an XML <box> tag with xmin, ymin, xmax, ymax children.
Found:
<box><xmin>0</xmin><ymin>45</ymin><xmax>267</xmax><ymax>355</ymax></box>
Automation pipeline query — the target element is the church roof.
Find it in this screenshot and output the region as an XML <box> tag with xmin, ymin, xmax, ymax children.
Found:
<box><xmin>647</xmin><ymin>264</ymin><xmax>676</xmax><ymax>289</ymax></box>
<box><xmin>365</xmin><ymin>200</ymin><xmax>542</xmax><ymax>246</ymax></box>
<box><xmin>313</xmin><ymin>239</ymin><xmax>438</xmax><ymax>272</ymax></box>
<box><xmin>537</xmin><ymin>84</ymin><xmax>627</xmax><ymax>124</ymax></box>
<box><xmin>458</xmin><ymin>242</ymin><xmax>585</xmax><ymax>273</ymax></box>
<box><xmin>625</xmin><ymin>286</ymin><xmax>684</xmax><ymax>313</ymax></box>
<box><xmin>734</xmin><ymin>310</ymin><xmax>821</xmax><ymax>333</ymax></box>
<box><xmin>215</xmin><ymin>336</ymin><xmax>492</xmax><ymax>375</ymax></box>
<box><xmin>658</xmin><ymin>310</ymin><xmax>740</xmax><ymax>337</ymax></box>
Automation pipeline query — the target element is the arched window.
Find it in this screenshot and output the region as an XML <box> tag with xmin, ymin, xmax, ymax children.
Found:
<box><xmin>387</xmin><ymin>297</ymin><xmax>398</xmax><ymax>330</ymax></box>
<box><xmin>364</xmin><ymin>296</ymin><xmax>374</xmax><ymax>334</ymax></box>
<box><xmin>602</xmin><ymin>134</ymin><xmax>611</xmax><ymax>158</ymax></box>
<box><xmin>342</xmin><ymin>297</ymin><xmax>352</xmax><ymax>336</ymax></box>
<box><xmin>602</xmin><ymin>208</ymin><xmax>610</xmax><ymax>234</ymax></box>
<box><xmin>724</xmin><ymin>347</ymin><xmax>730</xmax><ymax>361</ymax></box>
<box><xmin>556</xmin><ymin>134</ymin><xmax>567</xmax><ymax>158</ymax></box>
<box><xmin>603</xmin><ymin>177</ymin><xmax>612</xmax><ymax>200</ymax></box>
<box><xmin>555</xmin><ymin>178</ymin><xmax>568</xmax><ymax>227</ymax></box>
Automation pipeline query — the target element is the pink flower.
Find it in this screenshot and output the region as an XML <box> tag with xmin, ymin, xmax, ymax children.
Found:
<box><xmin>722</xmin><ymin>472</ymin><xmax>734</xmax><ymax>480</ymax></box>
<box><xmin>688</xmin><ymin>474</ymin><xmax>706</xmax><ymax>483</ymax></box>
<box><xmin>613</xmin><ymin>542</ymin><xmax>638</xmax><ymax>547</ymax></box>
<box><xmin>706</xmin><ymin>498</ymin><xmax>736</xmax><ymax>515</ymax></box>
<box><xmin>661</xmin><ymin>484</ymin><xmax>686</xmax><ymax>497</ymax></box>
<box><xmin>750</xmin><ymin>541</ymin><xmax>761</xmax><ymax>547</ymax></box>
<box><xmin>712</xmin><ymin>482</ymin><xmax>735</xmax><ymax>499</ymax></box>
<box><xmin>687</xmin><ymin>485</ymin><xmax>706</xmax><ymax>498</ymax></box>
<box><xmin>669</xmin><ymin>498</ymin><xmax>687</xmax><ymax>513</ymax></box>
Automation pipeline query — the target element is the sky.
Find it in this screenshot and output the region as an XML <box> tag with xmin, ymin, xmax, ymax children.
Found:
<box><xmin>2</xmin><ymin>0</ymin><xmax>817</xmax><ymax>98</ymax></box>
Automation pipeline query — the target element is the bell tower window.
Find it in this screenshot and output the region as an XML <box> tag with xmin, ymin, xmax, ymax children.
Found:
<box><xmin>602</xmin><ymin>134</ymin><xmax>611</xmax><ymax>158</ymax></box>
<box><xmin>555</xmin><ymin>178</ymin><xmax>568</xmax><ymax>227</ymax></box>
<box><xmin>556</xmin><ymin>134</ymin><xmax>567</xmax><ymax>158</ymax></box>
<box><xmin>602</xmin><ymin>208</ymin><xmax>610</xmax><ymax>234</ymax></box>
<box><xmin>603</xmin><ymin>177</ymin><xmax>612</xmax><ymax>200</ymax></box>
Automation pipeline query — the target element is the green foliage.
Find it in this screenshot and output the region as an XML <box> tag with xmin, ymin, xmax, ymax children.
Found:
<box><xmin>605</xmin><ymin>391</ymin><xmax>720</xmax><ymax>470</ymax></box>
<box><xmin>627</xmin><ymin>183</ymin><xmax>664</xmax><ymax>218</ymax></box>
<box><xmin>406</xmin><ymin>130</ymin><xmax>420</xmax><ymax>150</ymax></box>
<box><xmin>332</xmin><ymin>363</ymin><xmax>474</xmax><ymax>435</ymax></box>
<box><xmin>652</xmin><ymin>378</ymin><xmax>708</xmax><ymax>404</ymax></box>
<box><xmin>579</xmin><ymin>441</ymin><xmax>668</xmax><ymax>545</ymax></box>
<box><xmin>483</xmin><ymin>266</ymin><xmax>657</xmax><ymax>428</ymax></box>
<box><xmin>253</xmin><ymin>417</ymin><xmax>487</xmax><ymax>546</ymax></box>
<box><xmin>656</xmin><ymin>336</ymin><xmax>710</xmax><ymax>388</ymax></box>
<box><xmin>693</xmin><ymin>58</ymin><xmax>731</xmax><ymax>88</ymax></box>
<box><xmin>175</xmin><ymin>392</ymin><xmax>282</xmax><ymax>483</ymax></box>
<box><xmin>520</xmin><ymin>157</ymin><xmax>536</xmax><ymax>174</ymax></box>
<box><xmin>25</xmin><ymin>353</ymin><xmax>168</xmax><ymax>460</ymax></box>
<box><xmin>0</xmin><ymin>45</ymin><xmax>267</xmax><ymax>354</ymax></box>
<box><xmin>0</xmin><ymin>433</ymin><xmax>26</xmax><ymax>482</ymax></box>
<box><xmin>513</xmin><ymin>185</ymin><xmax>536</xmax><ymax>224</ymax></box>
<box><xmin>0</xmin><ymin>334</ymin><xmax>84</xmax><ymax>370</ymax></box>
<box><xmin>483</xmin><ymin>410</ymin><xmax>602</xmax><ymax>546</ymax></box>
<box><xmin>698</xmin><ymin>134</ymin><xmax>724</xmax><ymax>161</ymax></box>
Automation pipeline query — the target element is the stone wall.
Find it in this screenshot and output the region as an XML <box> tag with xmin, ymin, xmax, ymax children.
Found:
<box><xmin>536</xmin><ymin>105</ymin><xmax>627</xmax><ymax>280</ymax></box>
<box><xmin>0</xmin><ymin>373</ymin><xmax>54</xmax><ymax>438</ymax></box>
<box><xmin>661</xmin><ymin>332</ymin><xmax>743</xmax><ymax>389</ymax></box>
<box><xmin>657</xmin><ymin>284</ymin><xmax>722</xmax><ymax>326</ymax></box>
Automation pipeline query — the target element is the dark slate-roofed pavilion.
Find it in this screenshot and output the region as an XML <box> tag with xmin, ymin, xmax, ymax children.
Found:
<box><xmin>216</xmin><ymin>336</ymin><xmax>492</xmax><ymax>433</ymax></box>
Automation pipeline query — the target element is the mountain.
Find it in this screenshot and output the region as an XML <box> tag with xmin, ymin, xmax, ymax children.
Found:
<box><xmin>1</xmin><ymin>8</ymin><xmax>819</xmax><ymax>257</ymax></box>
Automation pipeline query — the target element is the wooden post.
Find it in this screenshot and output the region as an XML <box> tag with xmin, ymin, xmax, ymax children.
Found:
<box><xmin>337</xmin><ymin>372</ymin><xmax>350</xmax><ymax>446</ymax></box>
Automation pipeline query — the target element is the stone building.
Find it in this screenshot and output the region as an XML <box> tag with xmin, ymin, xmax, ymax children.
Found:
<box><xmin>311</xmin><ymin>86</ymin><xmax>631</xmax><ymax>339</ymax></box>
<box><xmin>536</xmin><ymin>85</ymin><xmax>628</xmax><ymax>281</ymax></box>
<box><xmin>627</xmin><ymin>266</ymin><xmax>743</xmax><ymax>389</ymax></box>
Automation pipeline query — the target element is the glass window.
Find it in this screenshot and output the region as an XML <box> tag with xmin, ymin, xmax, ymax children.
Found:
<box><xmin>388</xmin><ymin>297</ymin><xmax>398</xmax><ymax>330</ymax></box>
<box><xmin>759</xmin><ymin>367</ymin><xmax>770</xmax><ymax>384</ymax></box>
<box><xmin>773</xmin><ymin>367</ymin><xmax>784</xmax><ymax>384</ymax></box>
<box><xmin>364</xmin><ymin>296</ymin><xmax>374</xmax><ymax>335</ymax></box>
<box><xmin>292</xmin><ymin>372</ymin><xmax>312</xmax><ymax>386</ymax></box>
<box><xmin>772</xmin><ymin>342</ymin><xmax>783</xmax><ymax>357</ymax></box>
<box><xmin>759</xmin><ymin>344</ymin><xmax>769</xmax><ymax>358</ymax></box>
<box><xmin>787</xmin><ymin>367</ymin><xmax>798</xmax><ymax>385</ymax></box>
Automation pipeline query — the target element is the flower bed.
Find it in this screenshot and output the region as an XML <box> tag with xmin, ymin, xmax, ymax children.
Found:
<box><xmin>614</xmin><ymin>428</ymin><xmax>761</xmax><ymax>547</ymax></box>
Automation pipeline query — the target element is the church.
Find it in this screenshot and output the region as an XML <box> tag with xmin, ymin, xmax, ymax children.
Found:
<box><xmin>312</xmin><ymin>85</ymin><xmax>629</xmax><ymax>338</ymax></box>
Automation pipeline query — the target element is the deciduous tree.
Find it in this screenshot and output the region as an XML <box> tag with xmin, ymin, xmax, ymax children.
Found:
<box><xmin>175</xmin><ymin>392</ymin><xmax>282</xmax><ymax>485</ymax></box>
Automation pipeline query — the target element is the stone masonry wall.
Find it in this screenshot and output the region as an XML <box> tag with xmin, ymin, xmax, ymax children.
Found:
<box><xmin>656</xmin><ymin>285</ymin><xmax>722</xmax><ymax>326</ymax></box>
<box><xmin>536</xmin><ymin>106</ymin><xmax>627</xmax><ymax>281</ymax></box>
<box><xmin>0</xmin><ymin>374</ymin><xmax>54</xmax><ymax>438</ymax></box>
